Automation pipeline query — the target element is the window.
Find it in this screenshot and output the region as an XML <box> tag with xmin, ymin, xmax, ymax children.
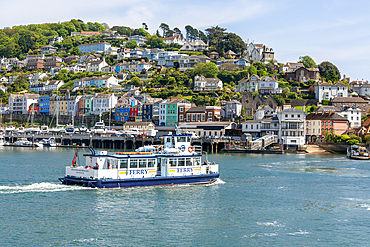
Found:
<box><xmin>178</xmin><ymin>158</ymin><xmax>185</xmax><ymax>167</ymax></box>
<box><xmin>130</xmin><ymin>159</ymin><xmax>138</xmax><ymax>168</ymax></box>
<box><xmin>139</xmin><ymin>159</ymin><xmax>146</xmax><ymax>168</ymax></box>
<box><xmin>180</xmin><ymin>107</ymin><xmax>183</xmax><ymax>112</ymax></box>
<box><xmin>169</xmin><ymin>158</ymin><xmax>177</xmax><ymax>167</ymax></box>
<box><xmin>148</xmin><ymin>159</ymin><xmax>155</xmax><ymax>168</ymax></box>
<box><xmin>208</xmin><ymin>112</ymin><xmax>212</xmax><ymax>116</ymax></box>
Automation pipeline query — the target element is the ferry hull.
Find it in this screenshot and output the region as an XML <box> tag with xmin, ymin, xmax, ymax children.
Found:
<box><xmin>59</xmin><ymin>173</ymin><xmax>220</xmax><ymax>188</ymax></box>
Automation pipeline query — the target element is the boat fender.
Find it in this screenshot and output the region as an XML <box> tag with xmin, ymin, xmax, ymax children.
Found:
<box><xmin>188</xmin><ymin>146</ymin><xmax>194</xmax><ymax>153</ymax></box>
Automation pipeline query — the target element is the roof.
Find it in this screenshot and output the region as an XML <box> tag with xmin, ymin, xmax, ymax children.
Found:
<box><xmin>78</xmin><ymin>42</ymin><xmax>110</xmax><ymax>47</ymax></box>
<box><xmin>280</xmin><ymin>108</ymin><xmax>305</xmax><ymax>114</ymax></box>
<box><xmin>186</xmin><ymin>107</ymin><xmax>207</xmax><ymax>113</ymax></box>
<box><xmin>123</xmin><ymin>122</ymin><xmax>153</xmax><ymax>126</ymax></box>
<box><xmin>306</xmin><ymin>112</ymin><xmax>348</xmax><ymax>121</ymax></box>
<box><xmin>315</xmin><ymin>105</ymin><xmax>340</xmax><ymax>113</ymax></box>
<box><xmin>331</xmin><ymin>97</ymin><xmax>367</xmax><ymax>103</ymax></box>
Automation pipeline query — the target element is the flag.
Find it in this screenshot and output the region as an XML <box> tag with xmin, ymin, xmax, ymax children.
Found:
<box><xmin>71</xmin><ymin>151</ymin><xmax>78</xmax><ymax>167</ymax></box>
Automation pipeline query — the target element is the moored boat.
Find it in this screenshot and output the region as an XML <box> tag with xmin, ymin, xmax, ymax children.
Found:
<box><xmin>59</xmin><ymin>133</ymin><xmax>220</xmax><ymax>188</ymax></box>
<box><xmin>347</xmin><ymin>145</ymin><xmax>370</xmax><ymax>160</ymax></box>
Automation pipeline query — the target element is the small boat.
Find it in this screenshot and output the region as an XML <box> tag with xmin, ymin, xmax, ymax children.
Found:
<box><xmin>65</xmin><ymin>124</ymin><xmax>75</xmax><ymax>134</ymax></box>
<box><xmin>59</xmin><ymin>133</ymin><xmax>220</xmax><ymax>188</ymax></box>
<box><xmin>42</xmin><ymin>137</ymin><xmax>57</xmax><ymax>147</ymax></box>
<box><xmin>0</xmin><ymin>134</ymin><xmax>4</xmax><ymax>146</ymax></box>
<box><xmin>40</xmin><ymin>125</ymin><xmax>49</xmax><ymax>134</ymax></box>
<box><xmin>92</xmin><ymin>121</ymin><xmax>106</xmax><ymax>134</ymax></box>
<box><xmin>347</xmin><ymin>145</ymin><xmax>370</xmax><ymax>160</ymax></box>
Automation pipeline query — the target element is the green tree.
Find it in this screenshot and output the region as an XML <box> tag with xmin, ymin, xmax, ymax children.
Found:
<box><xmin>318</xmin><ymin>61</ymin><xmax>340</xmax><ymax>82</ymax></box>
<box><xmin>248</xmin><ymin>65</ymin><xmax>257</xmax><ymax>75</ymax></box>
<box><xmin>220</xmin><ymin>33</ymin><xmax>246</xmax><ymax>55</ymax></box>
<box><xmin>272</xmin><ymin>94</ymin><xmax>285</xmax><ymax>106</ymax></box>
<box><xmin>298</xmin><ymin>55</ymin><xmax>317</xmax><ymax>68</ymax></box>
<box><xmin>125</xmin><ymin>40</ymin><xmax>137</xmax><ymax>49</ymax></box>
<box><xmin>159</xmin><ymin>23</ymin><xmax>170</xmax><ymax>38</ymax></box>
<box><xmin>205</xmin><ymin>26</ymin><xmax>227</xmax><ymax>52</ymax></box>
<box><xmin>146</xmin><ymin>35</ymin><xmax>165</xmax><ymax>48</ymax></box>
<box><xmin>193</xmin><ymin>62</ymin><xmax>219</xmax><ymax>78</ymax></box>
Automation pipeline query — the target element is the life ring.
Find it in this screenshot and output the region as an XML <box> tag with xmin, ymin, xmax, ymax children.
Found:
<box><xmin>156</xmin><ymin>146</ymin><xmax>159</xmax><ymax>151</ymax></box>
<box><xmin>188</xmin><ymin>146</ymin><xmax>194</xmax><ymax>153</ymax></box>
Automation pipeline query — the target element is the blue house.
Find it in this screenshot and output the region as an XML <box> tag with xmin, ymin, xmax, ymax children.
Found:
<box><xmin>39</xmin><ymin>96</ymin><xmax>50</xmax><ymax>115</ymax></box>
<box><xmin>113</xmin><ymin>106</ymin><xmax>130</xmax><ymax>122</ymax></box>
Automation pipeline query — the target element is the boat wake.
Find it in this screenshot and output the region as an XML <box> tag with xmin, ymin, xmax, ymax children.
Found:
<box><xmin>0</xmin><ymin>182</ymin><xmax>89</xmax><ymax>194</ymax></box>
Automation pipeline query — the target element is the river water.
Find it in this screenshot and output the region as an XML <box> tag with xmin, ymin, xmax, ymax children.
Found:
<box><xmin>1</xmin><ymin>147</ymin><xmax>370</xmax><ymax>246</ymax></box>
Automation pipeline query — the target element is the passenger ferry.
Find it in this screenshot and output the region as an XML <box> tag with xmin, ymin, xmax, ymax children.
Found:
<box><xmin>347</xmin><ymin>145</ymin><xmax>370</xmax><ymax>160</ymax></box>
<box><xmin>59</xmin><ymin>134</ymin><xmax>220</xmax><ymax>188</ymax></box>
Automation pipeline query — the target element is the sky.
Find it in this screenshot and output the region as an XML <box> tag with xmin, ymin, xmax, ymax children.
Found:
<box><xmin>2</xmin><ymin>0</ymin><xmax>370</xmax><ymax>81</ymax></box>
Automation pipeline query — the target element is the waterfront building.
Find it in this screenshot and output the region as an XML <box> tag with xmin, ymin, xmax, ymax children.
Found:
<box><xmin>165</xmin><ymin>98</ymin><xmax>191</xmax><ymax>127</ymax></box>
<box><xmin>8</xmin><ymin>93</ymin><xmax>39</xmax><ymax>115</ymax></box>
<box><xmin>91</xmin><ymin>93</ymin><xmax>118</xmax><ymax>115</ymax></box>
<box><xmin>183</xmin><ymin>106</ymin><xmax>221</xmax><ymax>123</ymax></box>
<box><xmin>39</xmin><ymin>95</ymin><xmax>51</xmax><ymax>115</ymax></box>
<box><xmin>277</xmin><ymin>108</ymin><xmax>306</xmax><ymax>150</ymax></box>
<box><xmin>178</xmin><ymin>122</ymin><xmax>235</xmax><ymax>137</ymax></box>
<box><xmin>77</xmin><ymin>95</ymin><xmax>93</xmax><ymax>116</ymax></box>
<box><xmin>159</xmin><ymin>99</ymin><xmax>170</xmax><ymax>126</ymax></box>
<box><xmin>306</xmin><ymin>112</ymin><xmax>348</xmax><ymax>142</ymax></box>
<box><xmin>113</xmin><ymin>105</ymin><xmax>130</xmax><ymax>122</ymax></box>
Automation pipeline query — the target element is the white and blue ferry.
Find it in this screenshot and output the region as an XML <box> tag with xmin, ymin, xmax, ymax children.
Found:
<box><xmin>59</xmin><ymin>134</ymin><xmax>220</xmax><ymax>188</ymax></box>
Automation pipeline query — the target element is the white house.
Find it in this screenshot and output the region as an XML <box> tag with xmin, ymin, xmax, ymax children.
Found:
<box><xmin>258</xmin><ymin>76</ymin><xmax>282</xmax><ymax>95</ymax></box>
<box><xmin>30</xmin><ymin>73</ymin><xmax>48</xmax><ymax>83</ymax></box>
<box><xmin>74</xmin><ymin>76</ymin><xmax>119</xmax><ymax>89</ymax></box>
<box><xmin>193</xmin><ymin>75</ymin><xmax>223</xmax><ymax>91</ymax></box>
<box><xmin>117</xmin><ymin>48</ymin><xmax>131</xmax><ymax>60</ymax></box>
<box><xmin>91</xmin><ymin>93</ymin><xmax>118</xmax><ymax>115</ymax></box>
<box><xmin>241</xmin><ymin>119</ymin><xmax>261</xmax><ymax>138</ymax></box>
<box><xmin>130</xmin><ymin>48</ymin><xmax>143</xmax><ymax>58</ymax></box>
<box><xmin>277</xmin><ymin>108</ymin><xmax>306</xmax><ymax>150</ymax></box>
<box><xmin>163</xmin><ymin>34</ymin><xmax>186</xmax><ymax>45</ymax></box>
<box><xmin>78</xmin><ymin>42</ymin><xmax>112</xmax><ymax>54</ymax></box>
<box><xmin>128</xmin><ymin>35</ymin><xmax>147</xmax><ymax>46</ymax></box>
<box><xmin>180</xmin><ymin>40</ymin><xmax>208</xmax><ymax>52</ymax></box>
<box><xmin>86</xmin><ymin>58</ymin><xmax>108</xmax><ymax>72</ymax></box>
<box><xmin>314</xmin><ymin>82</ymin><xmax>348</xmax><ymax>102</ymax></box>
<box><xmin>338</xmin><ymin>106</ymin><xmax>362</xmax><ymax>128</ymax></box>
<box><xmin>245</xmin><ymin>42</ymin><xmax>275</xmax><ymax>64</ymax></box>
<box><xmin>8</xmin><ymin>93</ymin><xmax>39</xmax><ymax>115</ymax></box>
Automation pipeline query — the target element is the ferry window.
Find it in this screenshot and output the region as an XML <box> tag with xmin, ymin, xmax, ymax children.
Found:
<box><xmin>148</xmin><ymin>159</ymin><xmax>155</xmax><ymax>168</ymax></box>
<box><xmin>166</xmin><ymin>137</ymin><xmax>171</xmax><ymax>143</ymax></box>
<box><xmin>186</xmin><ymin>158</ymin><xmax>192</xmax><ymax>166</ymax></box>
<box><xmin>169</xmin><ymin>158</ymin><xmax>177</xmax><ymax>167</ymax></box>
<box><xmin>120</xmin><ymin>160</ymin><xmax>128</xmax><ymax>169</ymax></box>
<box><xmin>178</xmin><ymin>158</ymin><xmax>185</xmax><ymax>166</ymax></box>
<box><xmin>139</xmin><ymin>159</ymin><xmax>147</xmax><ymax>168</ymax></box>
<box><xmin>187</xmin><ymin>137</ymin><xmax>191</xmax><ymax>142</ymax></box>
<box><xmin>178</xmin><ymin>137</ymin><xmax>186</xmax><ymax>142</ymax></box>
<box><xmin>130</xmin><ymin>159</ymin><xmax>138</xmax><ymax>168</ymax></box>
<box><xmin>112</xmin><ymin>159</ymin><xmax>118</xmax><ymax>169</ymax></box>
<box><xmin>194</xmin><ymin>158</ymin><xmax>201</xmax><ymax>166</ymax></box>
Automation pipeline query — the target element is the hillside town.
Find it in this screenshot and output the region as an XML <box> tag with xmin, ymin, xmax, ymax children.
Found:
<box><xmin>0</xmin><ymin>20</ymin><xmax>369</xmax><ymax>151</ymax></box>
